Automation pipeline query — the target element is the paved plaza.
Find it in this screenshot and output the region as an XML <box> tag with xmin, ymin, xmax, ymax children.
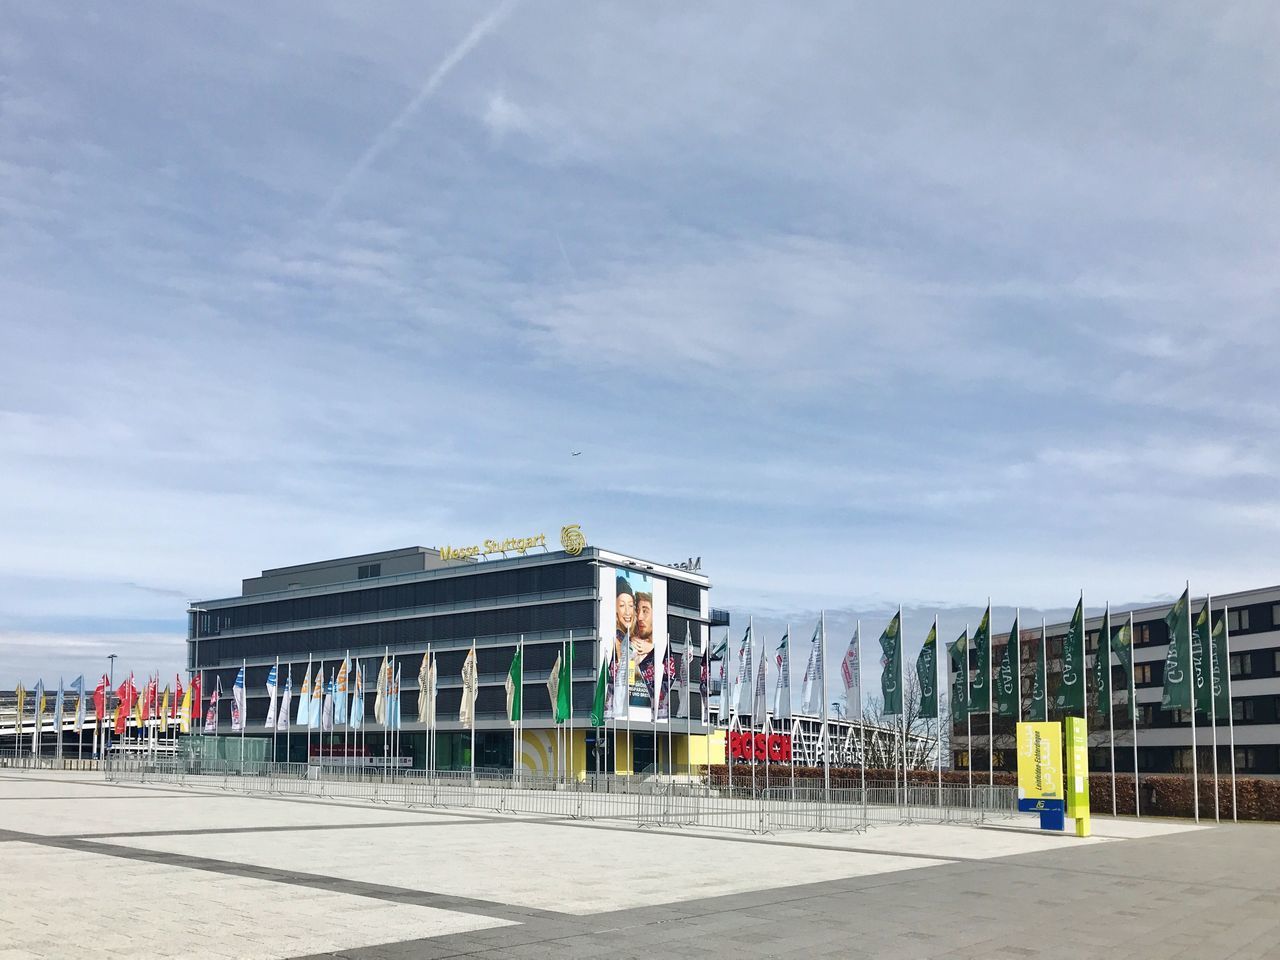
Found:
<box><xmin>1</xmin><ymin>770</ymin><xmax>1277</xmax><ymax>959</ymax></box>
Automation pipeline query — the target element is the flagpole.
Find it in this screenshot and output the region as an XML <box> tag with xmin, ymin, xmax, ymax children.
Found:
<box><xmin>1128</xmin><ymin>614</ymin><xmax>1139</xmax><ymax>817</ymax></box>
<box><xmin>750</xmin><ymin>627</ymin><xmax>758</xmax><ymax>804</ymax></box>
<box><xmin>569</xmin><ymin>630</ymin><xmax>577</xmax><ymax>785</ymax></box>
<box><xmin>1225</xmin><ymin>606</ymin><xmax>1237</xmax><ymax>822</ymax></box>
<box><xmin>666</xmin><ymin>633</ymin><xmax>674</xmax><ymax>782</ymax></box>
<box><xmin>986</xmin><ymin>599</ymin><xmax>993</xmax><ymax>793</ymax></box>
<box><xmin>1187</xmin><ymin>582</ymin><xmax>1199</xmax><ymax>823</ymax></box>
<box><xmin>1105</xmin><ymin>604</ymin><xmax>1115</xmax><ymax>817</ymax></box>
<box><xmin>935</xmin><ymin>614</ymin><xmax>942</xmax><ymax>812</ymax></box>
<box><xmin>898</xmin><ymin>605</ymin><xmax>906</xmax><ymax>818</ymax></box>
<box><xmin>965</xmin><ymin>623</ymin><xmax>972</xmax><ymax>808</ymax></box>
<box><xmin>1207</xmin><ymin>594</ymin><xmax>1219</xmax><ymax>824</ymax></box>
<box><xmin>857</xmin><ymin>620</ymin><xmax>865</xmax><ymax>826</ymax></box>
<box><xmin>787</xmin><ymin>623</ymin><xmax>795</xmax><ymax>800</ymax></box>
<box><xmin>684</xmin><ymin>627</ymin><xmax>692</xmax><ymax>783</ymax></box>
<box><xmin>821</xmin><ymin>610</ymin><xmax>830</xmax><ymax>801</ymax></box>
<box><xmin>470</xmin><ymin>640</ymin><xmax>477</xmax><ymax>785</ymax></box>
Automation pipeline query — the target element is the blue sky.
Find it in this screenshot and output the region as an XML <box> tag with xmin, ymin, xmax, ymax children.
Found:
<box><xmin>3</xmin><ymin>3</ymin><xmax>1278</xmax><ymax>685</ymax></box>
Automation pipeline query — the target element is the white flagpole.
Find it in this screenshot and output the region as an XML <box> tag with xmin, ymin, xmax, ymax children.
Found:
<box><xmin>821</xmin><ymin>611</ymin><xmax>830</xmax><ymax>799</ymax></box>
<box><xmin>966</xmin><ymin>623</ymin><xmax>972</xmax><ymax>808</ymax></box>
<box><xmin>684</xmin><ymin>628</ymin><xmax>692</xmax><ymax>783</ymax></box>
<box><xmin>1105</xmin><ymin>604</ymin><xmax>1115</xmax><ymax>817</ymax></box>
<box><xmin>343</xmin><ymin>650</ymin><xmax>349</xmax><ymax>772</ymax></box>
<box><xmin>1207</xmin><ymin>594</ymin><xmax>1219</xmax><ymax>824</ymax></box>
<box><xmin>750</xmin><ymin>627</ymin><xmax>758</xmax><ymax>803</ymax></box>
<box><xmin>788</xmin><ymin>623</ymin><xmax>795</xmax><ymax>799</ymax></box>
<box><xmin>240</xmin><ymin>659</ymin><xmax>246</xmax><ymax>769</ymax></box>
<box><xmin>856</xmin><ymin>620</ymin><xmax>865</xmax><ymax>825</ymax></box>
<box><xmin>1225</xmin><ymin>606</ymin><xmax>1237</xmax><ymax>822</ymax></box>
<box><xmin>986</xmin><ymin>599</ymin><xmax>993</xmax><ymax>792</ymax></box>
<box><xmin>470</xmin><ymin>640</ymin><xmax>476</xmax><ymax>784</ymax></box>
<box><xmin>1187</xmin><ymin>582</ymin><xmax>1199</xmax><ymax>823</ymax></box>
<box><xmin>935</xmin><ymin>614</ymin><xmax>942</xmax><ymax>811</ymax></box>
<box><xmin>666</xmin><ymin>633</ymin><xmax>673</xmax><ymax>781</ymax></box>
<box><xmin>1130</xmin><ymin>613</ymin><xmax>1139</xmax><ymax>818</ymax></box>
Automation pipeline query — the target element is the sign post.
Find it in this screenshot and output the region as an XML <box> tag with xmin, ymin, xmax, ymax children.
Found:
<box><xmin>1064</xmin><ymin>715</ymin><xmax>1091</xmax><ymax>837</ymax></box>
<box><xmin>1016</xmin><ymin>721</ymin><xmax>1065</xmax><ymax>831</ymax></box>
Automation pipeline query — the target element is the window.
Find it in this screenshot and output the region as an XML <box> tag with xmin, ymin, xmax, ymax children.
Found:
<box><xmin>1139</xmin><ymin>705</ymin><xmax>1156</xmax><ymax>727</ymax></box>
<box><xmin>1232</xmin><ymin>700</ymin><xmax>1255</xmax><ymax>722</ymax></box>
<box><xmin>1172</xmin><ymin>748</ymin><xmax>1193</xmax><ymax>772</ymax></box>
<box><xmin>357</xmin><ymin>563</ymin><xmax>381</xmax><ymax>580</ymax></box>
<box><xmin>1228</xmin><ymin>608</ymin><xmax>1250</xmax><ymax>632</ymax></box>
<box><xmin>1086</xmin><ymin>630</ymin><xmax>1099</xmax><ymax>653</ymax></box>
<box><xmin>1230</xmin><ymin>653</ymin><xmax>1252</xmax><ymax>678</ymax></box>
<box><xmin>1135</xmin><ymin>623</ymin><xmax>1151</xmax><ymax>645</ymax></box>
<box><xmin>1274</xmin><ymin>650</ymin><xmax>1280</xmax><ymax>673</ymax></box>
<box><xmin>1135</xmin><ymin>664</ymin><xmax>1153</xmax><ymax>684</ymax></box>
<box><xmin>1235</xmin><ymin>748</ymin><xmax>1256</xmax><ymax>771</ymax></box>
<box><xmin>1274</xmin><ymin>604</ymin><xmax>1280</xmax><ymax>628</ymax></box>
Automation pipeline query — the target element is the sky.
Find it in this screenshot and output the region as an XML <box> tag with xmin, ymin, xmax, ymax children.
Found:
<box><xmin>3</xmin><ymin>3</ymin><xmax>1278</xmax><ymax>686</ymax></box>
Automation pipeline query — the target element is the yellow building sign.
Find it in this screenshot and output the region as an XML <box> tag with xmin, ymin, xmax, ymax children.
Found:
<box><xmin>1016</xmin><ymin>721</ymin><xmax>1063</xmax><ymax>801</ymax></box>
<box><xmin>439</xmin><ymin>524</ymin><xmax>585</xmax><ymax>561</ymax></box>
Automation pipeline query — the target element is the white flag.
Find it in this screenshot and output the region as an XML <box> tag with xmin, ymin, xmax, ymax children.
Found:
<box><xmin>374</xmin><ymin>656</ymin><xmax>389</xmax><ymax>725</ymax></box>
<box><xmin>230</xmin><ymin>666</ymin><xmax>246</xmax><ymax>732</ymax></box>
<box><xmin>276</xmin><ymin>666</ymin><xmax>292</xmax><ymax>732</ymax></box>
<box><xmin>264</xmin><ymin>663</ymin><xmax>279</xmax><ymax>729</ymax></box>
<box><xmin>679</xmin><ymin>628</ymin><xmax>693</xmax><ymax>719</ymax></box>
<box><xmin>840</xmin><ymin>628</ymin><xmax>861</xmax><ymax>717</ymax></box>
<box><xmin>459</xmin><ymin>647</ymin><xmax>478</xmax><ymax>728</ymax></box>
<box><xmin>801</xmin><ymin>623</ymin><xmax>823</xmax><ymax>715</ymax></box>
<box><xmin>773</xmin><ymin>633</ymin><xmax>791</xmax><ymax>720</ymax></box>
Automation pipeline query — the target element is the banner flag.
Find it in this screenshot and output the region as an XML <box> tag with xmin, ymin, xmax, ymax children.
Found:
<box><xmin>308</xmin><ymin>665</ymin><xmax>324</xmax><ymax>729</ymax></box>
<box><xmin>996</xmin><ymin>613</ymin><xmax>1020</xmax><ymax>719</ymax></box>
<box><xmin>1192</xmin><ymin>602</ymin><xmax>1212</xmax><ymax>715</ymax></box>
<box><xmin>1161</xmin><ymin>588</ymin><xmax>1192</xmax><ymax>711</ymax></box>
<box><xmin>610</xmin><ymin>632</ymin><xmax>631</xmax><ymax>721</ymax></box>
<box><xmin>297</xmin><ymin>665</ymin><xmax>312</xmax><ymax>728</ymax></box>
<box><xmin>204</xmin><ymin>680</ymin><xmax>220</xmax><ymax>734</ymax></box>
<box><xmin>264</xmin><ymin>664</ymin><xmax>279</xmax><ymax>729</ymax></box>
<box><xmin>1054</xmin><ymin>597</ymin><xmax>1086</xmax><ymax>715</ymax></box>
<box><xmin>753</xmin><ymin>640</ymin><xmax>767</xmax><ymax>719</ymax></box>
<box><xmin>1112</xmin><ymin>619</ymin><xmax>1134</xmax><ymax>720</ymax></box>
<box><xmin>173</xmin><ymin>675</ymin><xmax>183</xmax><ymax>722</ymax></box>
<box><xmin>230</xmin><ymin>666</ymin><xmax>246</xmax><ymax>732</ymax></box>
<box><xmin>191</xmin><ymin>673</ymin><xmax>202</xmax><ymax>727</ymax></box>
<box><xmin>334</xmin><ymin>658</ymin><xmax>350</xmax><ymax>726</ymax></box>
<box><xmin>426</xmin><ymin>655</ymin><xmax>437</xmax><ymax>729</ymax></box>
<box><xmin>70</xmin><ymin>676</ymin><xmax>85</xmax><ymax>732</ymax></box>
<box><xmin>878</xmin><ymin>611</ymin><xmax>902</xmax><ymax>715</ymax></box>
<box><xmin>557</xmin><ymin>641</ymin><xmax>573</xmax><ymax>724</ymax></box>
<box><xmin>390</xmin><ymin>664</ymin><xmax>402</xmax><ymax>730</ymax></box>
<box><xmin>948</xmin><ymin>630</ymin><xmax>970</xmax><ymax>722</ymax></box>
<box><xmin>547</xmin><ymin>650</ymin><xmax>562</xmax><ymax>724</ymax></box>
<box><xmin>350</xmin><ymin>662</ymin><xmax>365</xmax><ymax>731</ymax></box>
<box><xmin>322</xmin><ymin>672</ymin><xmax>335</xmax><ymax>732</ymax></box>
<box><xmin>179</xmin><ymin>683</ymin><xmax>192</xmax><ymax>734</ymax></box>
<box><xmin>93</xmin><ymin>676</ymin><xmax>106</xmax><ymax>723</ymax></box>
<box><xmin>839</xmin><ymin>628</ymin><xmax>860</xmax><ymax>717</ymax></box>
<box><xmin>734</xmin><ymin>625</ymin><xmax>752</xmax><ymax>716</ymax></box>
<box><xmin>506</xmin><ymin>646</ymin><xmax>523</xmax><ymax>725</ymax></box>
<box><xmin>1029</xmin><ymin>628</ymin><xmax>1048</xmax><ymax>721</ymax></box>
<box><xmin>591</xmin><ymin>656</ymin><xmax>609</xmax><ymax>727</ymax></box>
<box><xmin>700</xmin><ymin>636</ymin><xmax>711</xmax><ymax>725</ymax></box>
<box><xmin>15</xmin><ymin>683</ymin><xmax>25</xmax><ymax>731</ymax></box>
<box><xmin>54</xmin><ymin>679</ymin><xmax>65</xmax><ymax>734</ymax></box>
<box><xmin>459</xmin><ymin>647</ymin><xmax>478</xmax><ymax>728</ymax></box>
<box><xmin>801</xmin><ymin>622</ymin><xmax>823</xmax><ymax>715</ymax></box>
<box><xmin>1094</xmin><ymin>612</ymin><xmax>1111</xmax><ymax>715</ymax></box>
<box><xmin>773</xmin><ymin>632</ymin><xmax>791</xmax><ymax>720</ymax></box>
<box><xmin>374</xmin><ymin>656</ymin><xmax>389</xmax><ymax>726</ymax></box>
<box><xmin>415</xmin><ymin>653</ymin><xmax>429</xmax><ymax>722</ymax></box>
<box><xmin>970</xmin><ymin>605</ymin><xmax>991</xmax><ymax>712</ymax></box>
<box><xmin>1210</xmin><ymin>612</ymin><xmax>1229</xmax><ymax>717</ymax></box>
<box><xmin>916</xmin><ymin>623</ymin><xmax>938</xmax><ymax>719</ymax></box>
<box><xmin>680</xmin><ymin>628</ymin><xmax>694</xmax><ymax>720</ymax></box>
<box><xmin>159</xmin><ymin>687</ymin><xmax>170</xmax><ymax>734</ymax></box>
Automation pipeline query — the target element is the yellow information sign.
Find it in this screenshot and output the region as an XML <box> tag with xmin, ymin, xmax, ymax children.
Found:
<box><xmin>1016</xmin><ymin>721</ymin><xmax>1063</xmax><ymax>801</ymax></box>
<box><xmin>1064</xmin><ymin>715</ymin><xmax>1091</xmax><ymax>837</ymax></box>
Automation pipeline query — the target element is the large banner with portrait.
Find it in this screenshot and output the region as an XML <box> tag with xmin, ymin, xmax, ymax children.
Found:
<box><xmin>599</xmin><ymin>566</ymin><xmax>668</xmax><ymax>724</ymax></box>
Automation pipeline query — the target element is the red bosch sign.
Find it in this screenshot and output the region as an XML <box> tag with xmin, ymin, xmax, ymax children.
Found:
<box><xmin>726</xmin><ymin>731</ymin><xmax>791</xmax><ymax>762</ymax></box>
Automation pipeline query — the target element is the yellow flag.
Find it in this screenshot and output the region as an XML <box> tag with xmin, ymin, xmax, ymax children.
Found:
<box><xmin>15</xmin><ymin>683</ymin><xmax>24</xmax><ymax>720</ymax></box>
<box><xmin>179</xmin><ymin>686</ymin><xmax>192</xmax><ymax>734</ymax></box>
<box><xmin>159</xmin><ymin>688</ymin><xmax>170</xmax><ymax>733</ymax></box>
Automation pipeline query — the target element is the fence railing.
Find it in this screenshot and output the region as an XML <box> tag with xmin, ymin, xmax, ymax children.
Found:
<box><xmin>0</xmin><ymin>754</ymin><xmax>103</xmax><ymax>771</ymax></box>
<box><xmin>103</xmin><ymin>758</ymin><xmax>1016</xmax><ymax>834</ymax></box>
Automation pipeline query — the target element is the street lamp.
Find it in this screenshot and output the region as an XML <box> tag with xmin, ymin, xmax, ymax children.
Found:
<box><xmin>107</xmin><ymin>653</ymin><xmax>117</xmax><ymax>689</ymax></box>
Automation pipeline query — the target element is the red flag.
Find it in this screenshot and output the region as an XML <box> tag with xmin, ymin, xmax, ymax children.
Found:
<box><xmin>173</xmin><ymin>675</ymin><xmax>184</xmax><ymax>719</ymax></box>
<box><xmin>93</xmin><ymin>675</ymin><xmax>108</xmax><ymax>722</ymax></box>
<box><xmin>191</xmin><ymin>674</ymin><xmax>202</xmax><ymax>724</ymax></box>
<box><xmin>113</xmin><ymin>675</ymin><xmax>137</xmax><ymax>735</ymax></box>
<box><xmin>142</xmin><ymin>678</ymin><xmax>157</xmax><ymax>721</ymax></box>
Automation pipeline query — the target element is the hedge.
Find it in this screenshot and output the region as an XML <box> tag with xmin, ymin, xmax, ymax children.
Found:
<box><xmin>705</xmin><ymin>764</ymin><xmax>1280</xmax><ymax>821</ymax></box>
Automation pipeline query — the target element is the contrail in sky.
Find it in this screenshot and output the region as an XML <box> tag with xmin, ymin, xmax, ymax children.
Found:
<box><xmin>319</xmin><ymin>0</ymin><xmax>517</xmax><ymax>222</ymax></box>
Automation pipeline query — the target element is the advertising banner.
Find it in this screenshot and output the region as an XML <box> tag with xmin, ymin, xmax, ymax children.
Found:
<box><xmin>599</xmin><ymin>565</ymin><xmax>668</xmax><ymax>724</ymax></box>
<box><xmin>1016</xmin><ymin>721</ymin><xmax>1063</xmax><ymax>801</ymax></box>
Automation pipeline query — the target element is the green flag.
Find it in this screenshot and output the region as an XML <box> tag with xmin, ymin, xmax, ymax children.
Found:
<box><xmin>555</xmin><ymin>641</ymin><xmax>573</xmax><ymax>723</ymax></box>
<box><xmin>995</xmin><ymin>613</ymin><xmax>1019</xmax><ymax>719</ymax></box>
<box><xmin>1192</xmin><ymin>602</ymin><xmax>1212</xmax><ymax>715</ymax></box>
<box><xmin>948</xmin><ymin>629</ymin><xmax>969</xmax><ymax>721</ymax></box>
<box><xmin>1161</xmin><ymin>588</ymin><xmax>1192</xmax><ymax>712</ymax></box>
<box><xmin>1093</xmin><ymin>609</ymin><xmax>1111</xmax><ymax>718</ymax></box>
<box><xmin>1112</xmin><ymin>618</ymin><xmax>1134</xmax><ymax>720</ymax></box>
<box><xmin>505</xmin><ymin>647</ymin><xmax>523</xmax><ymax>724</ymax></box>
<box><xmin>1210</xmin><ymin>613</ymin><xmax>1229</xmax><ymax>719</ymax></box>
<box><xmin>1028</xmin><ymin>626</ymin><xmax>1048</xmax><ymax>722</ymax></box>
<box><xmin>590</xmin><ymin>653</ymin><xmax>608</xmax><ymax>727</ymax></box>
<box><xmin>879</xmin><ymin>611</ymin><xmax>902</xmax><ymax>715</ymax></box>
<box><xmin>1054</xmin><ymin>597</ymin><xmax>1085</xmax><ymax>715</ymax></box>
<box><xmin>916</xmin><ymin>622</ymin><xmax>938</xmax><ymax>719</ymax></box>
<box><xmin>969</xmin><ymin>605</ymin><xmax>991</xmax><ymax>712</ymax></box>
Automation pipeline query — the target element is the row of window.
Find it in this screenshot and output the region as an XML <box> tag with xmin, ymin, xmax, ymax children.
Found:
<box><xmin>197</xmin><ymin>562</ymin><xmax>598</xmax><ymax>634</ymax></box>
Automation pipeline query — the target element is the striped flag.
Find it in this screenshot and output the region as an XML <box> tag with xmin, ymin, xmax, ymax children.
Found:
<box><xmin>297</xmin><ymin>663</ymin><xmax>312</xmax><ymax>728</ymax></box>
<box><xmin>308</xmin><ymin>664</ymin><xmax>324</xmax><ymax>729</ymax></box>
<box><xmin>264</xmin><ymin>663</ymin><xmax>279</xmax><ymax>728</ymax></box>
<box><xmin>334</xmin><ymin>657</ymin><xmax>350</xmax><ymax>726</ymax></box>
<box><xmin>350</xmin><ymin>662</ymin><xmax>364</xmax><ymax>731</ymax></box>
<box><xmin>276</xmin><ymin>665</ymin><xmax>292</xmax><ymax>732</ymax></box>
<box><xmin>322</xmin><ymin>672</ymin><xmax>335</xmax><ymax>732</ymax></box>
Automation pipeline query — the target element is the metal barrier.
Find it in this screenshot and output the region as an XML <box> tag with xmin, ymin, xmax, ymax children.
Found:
<box><xmin>103</xmin><ymin>758</ymin><xmax>1016</xmax><ymax>834</ymax></box>
<box><xmin>0</xmin><ymin>755</ymin><xmax>103</xmax><ymax>771</ymax></box>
